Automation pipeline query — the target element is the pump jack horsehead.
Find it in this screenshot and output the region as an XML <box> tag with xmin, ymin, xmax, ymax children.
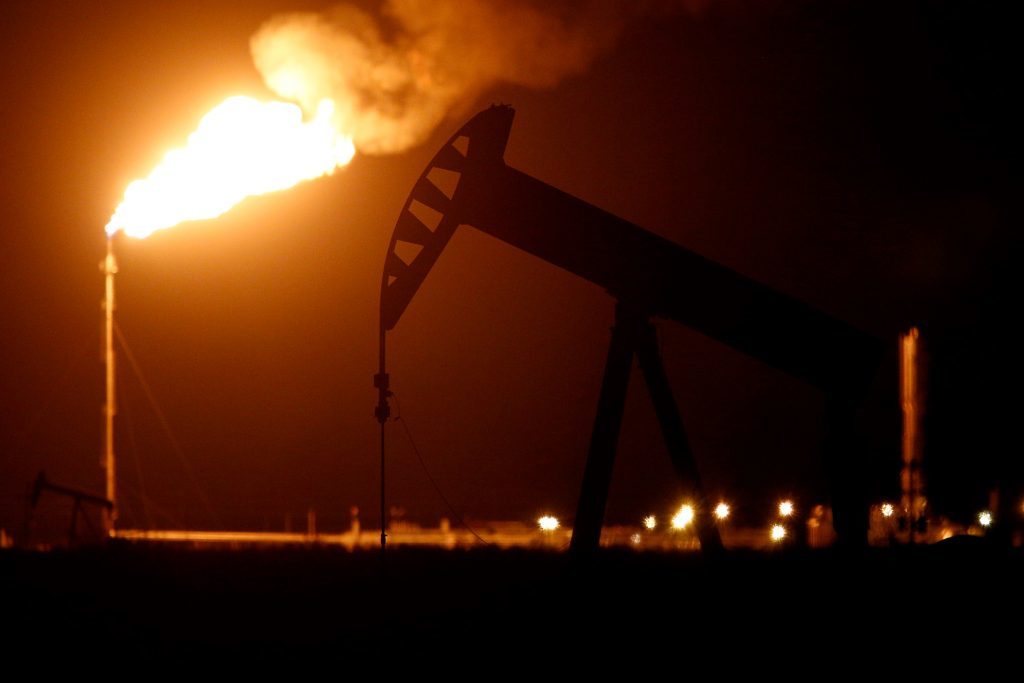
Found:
<box><xmin>377</xmin><ymin>105</ymin><xmax>882</xmax><ymax>555</ymax></box>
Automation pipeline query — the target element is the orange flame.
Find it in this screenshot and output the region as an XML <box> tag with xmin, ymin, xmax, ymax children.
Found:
<box><xmin>106</xmin><ymin>96</ymin><xmax>355</xmax><ymax>239</ymax></box>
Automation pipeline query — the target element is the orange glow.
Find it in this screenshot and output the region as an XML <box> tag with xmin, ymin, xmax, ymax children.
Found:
<box><xmin>107</xmin><ymin>96</ymin><xmax>355</xmax><ymax>238</ymax></box>
<box><xmin>112</xmin><ymin>528</ymin><xmax>336</xmax><ymax>544</ymax></box>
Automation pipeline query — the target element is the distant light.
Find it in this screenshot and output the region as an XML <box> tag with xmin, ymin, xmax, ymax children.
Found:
<box><xmin>881</xmin><ymin>503</ymin><xmax>895</xmax><ymax>518</ymax></box>
<box><xmin>978</xmin><ymin>511</ymin><xmax>993</xmax><ymax>528</ymax></box>
<box><xmin>672</xmin><ymin>504</ymin><xmax>695</xmax><ymax>530</ymax></box>
<box><xmin>770</xmin><ymin>524</ymin><xmax>787</xmax><ymax>542</ymax></box>
<box><xmin>714</xmin><ymin>502</ymin><xmax>731</xmax><ymax>521</ymax></box>
<box><xmin>643</xmin><ymin>515</ymin><xmax>657</xmax><ymax>530</ymax></box>
<box><xmin>538</xmin><ymin>516</ymin><xmax>560</xmax><ymax>531</ymax></box>
<box><xmin>630</xmin><ymin>533</ymin><xmax>642</xmax><ymax>545</ymax></box>
<box><xmin>778</xmin><ymin>500</ymin><xmax>795</xmax><ymax>518</ymax></box>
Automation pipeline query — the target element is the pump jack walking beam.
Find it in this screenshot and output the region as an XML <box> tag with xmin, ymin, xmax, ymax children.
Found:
<box><xmin>378</xmin><ymin>105</ymin><xmax>881</xmax><ymax>552</ymax></box>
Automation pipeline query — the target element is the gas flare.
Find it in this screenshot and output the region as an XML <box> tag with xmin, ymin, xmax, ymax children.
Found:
<box><xmin>108</xmin><ymin>1</ymin><xmax>629</xmax><ymax>237</ymax></box>
<box><xmin>106</xmin><ymin>96</ymin><xmax>355</xmax><ymax>239</ymax></box>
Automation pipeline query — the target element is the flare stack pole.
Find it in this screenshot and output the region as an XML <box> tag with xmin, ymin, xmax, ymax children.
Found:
<box><xmin>103</xmin><ymin>236</ymin><xmax>117</xmax><ymax>534</ymax></box>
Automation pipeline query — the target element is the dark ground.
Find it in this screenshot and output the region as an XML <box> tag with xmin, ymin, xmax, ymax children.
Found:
<box><xmin>3</xmin><ymin>543</ymin><xmax>1021</xmax><ymax>668</ymax></box>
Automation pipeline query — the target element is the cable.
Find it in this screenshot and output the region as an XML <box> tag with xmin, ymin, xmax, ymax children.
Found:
<box><xmin>390</xmin><ymin>393</ymin><xmax>489</xmax><ymax>546</ymax></box>
<box><xmin>118</xmin><ymin>377</ymin><xmax>152</xmax><ymax>528</ymax></box>
<box><xmin>118</xmin><ymin>479</ymin><xmax>185</xmax><ymax>528</ymax></box>
<box><xmin>114</xmin><ymin>321</ymin><xmax>222</xmax><ymax>528</ymax></box>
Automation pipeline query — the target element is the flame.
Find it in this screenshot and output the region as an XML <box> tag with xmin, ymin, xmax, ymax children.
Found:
<box><xmin>106</xmin><ymin>96</ymin><xmax>355</xmax><ymax>239</ymax></box>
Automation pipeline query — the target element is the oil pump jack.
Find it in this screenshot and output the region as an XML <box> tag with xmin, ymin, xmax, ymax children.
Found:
<box><xmin>376</xmin><ymin>105</ymin><xmax>881</xmax><ymax>554</ymax></box>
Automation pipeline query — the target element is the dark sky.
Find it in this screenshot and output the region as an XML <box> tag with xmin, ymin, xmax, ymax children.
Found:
<box><xmin>0</xmin><ymin>1</ymin><xmax>1018</xmax><ymax>538</ymax></box>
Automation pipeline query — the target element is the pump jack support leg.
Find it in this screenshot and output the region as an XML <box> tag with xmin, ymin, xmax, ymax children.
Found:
<box><xmin>634</xmin><ymin>319</ymin><xmax>724</xmax><ymax>554</ymax></box>
<box><xmin>570</xmin><ymin>304</ymin><xmax>637</xmax><ymax>558</ymax></box>
<box><xmin>825</xmin><ymin>395</ymin><xmax>868</xmax><ymax>549</ymax></box>
<box><xmin>68</xmin><ymin>499</ymin><xmax>80</xmax><ymax>545</ymax></box>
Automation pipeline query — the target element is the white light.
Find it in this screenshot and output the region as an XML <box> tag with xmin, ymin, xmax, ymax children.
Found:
<box><xmin>978</xmin><ymin>511</ymin><xmax>993</xmax><ymax>528</ymax></box>
<box><xmin>770</xmin><ymin>524</ymin><xmax>787</xmax><ymax>542</ymax></box>
<box><xmin>881</xmin><ymin>503</ymin><xmax>895</xmax><ymax>518</ymax></box>
<box><xmin>538</xmin><ymin>515</ymin><xmax>560</xmax><ymax>531</ymax></box>
<box><xmin>643</xmin><ymin>515</ymin><xmax>657</xmax><ymax>530</ymax></box>
<box><xmin>778</xmin><ymin>500</ymin><xmax>794</xmax><ymax>517</ymax></box>
<box><xmin>671</xmin><ymin>504</ymin><xmax>695</xmax><ymax>530</ymax></box>
<box><xmin>714</xmin><ymin>502</ymin><xmax>731</xmax><ymax>521</ymax></box>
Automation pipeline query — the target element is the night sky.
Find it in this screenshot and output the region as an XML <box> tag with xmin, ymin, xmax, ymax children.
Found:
<box><xmin>1</xmin><ymin>1</ymin><xmax>1017</xmax><ymax>539</ymax></box>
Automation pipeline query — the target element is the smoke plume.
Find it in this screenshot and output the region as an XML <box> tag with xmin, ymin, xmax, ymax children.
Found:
<box><xmin>251</xmin><ymin>0</ymin><xmax>625</xmax><ymax>154</ymax></box>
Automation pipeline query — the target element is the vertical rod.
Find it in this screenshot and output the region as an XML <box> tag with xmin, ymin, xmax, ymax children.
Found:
<box><xmin>375</xmin><ymin>328</ymin><xmax>391</xmax><ymax>552</ymax></box>
<box><xmin>900</xmin><ymin>327</ymin><xmax>924</xmax><ymax>543</ymax></box>
<box><xmin>103</xmin><ymin>236</ymin><xmax>118</xmax><ymax>534</ymax></box>
<box><xmin>380</xmin><ymin>420</ymin><xmax>386</xmax><ymax>551</ymax></box>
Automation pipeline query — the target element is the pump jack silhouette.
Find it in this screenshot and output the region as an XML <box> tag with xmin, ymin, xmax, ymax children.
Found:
<box><xmin>377</xmin><ymin>105</ymin><xmax>881</xmax><ymax>555</ymax></box>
